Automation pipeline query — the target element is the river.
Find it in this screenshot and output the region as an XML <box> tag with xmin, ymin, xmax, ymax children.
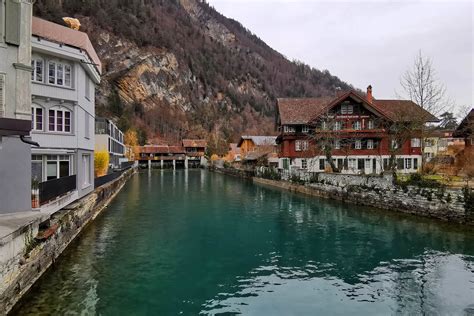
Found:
<box><xmin>13</xmin><ymin>170</ymin><xmax>474</xmax><ymax>315</ymax></box>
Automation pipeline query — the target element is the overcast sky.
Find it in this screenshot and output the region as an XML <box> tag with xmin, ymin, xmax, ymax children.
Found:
<box><xmin>207</xmin><ymin>0</ymin><xmax>473</xmax><ymax>116</ymax></box>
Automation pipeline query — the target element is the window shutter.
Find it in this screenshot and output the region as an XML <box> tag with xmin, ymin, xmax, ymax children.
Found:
<box><xmin>0</xmin><ymin>74</ymin><xmax>5</xmax><ymax>117</ymax></box>
<box><xmin>5</xmin><ymin>0</ymin><xmax>21</xmax><ymax>46</ymax></box>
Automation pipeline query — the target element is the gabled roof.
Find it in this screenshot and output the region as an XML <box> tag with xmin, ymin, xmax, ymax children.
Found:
<box><xmin>182</xmin><ymin>139</ymin><xmax>207</xmax><ymax>148</ymax></box>
<box><xmin>453</xmin><ymin>109</ymin><xmax>474</xmax><ymax>138</ymax></box>
<box><xmin>237</xmin><ymin>136</ymin><xmax>277</xmax><ymax>147</ymax></box>
<box><xmin>32</xmin><ymin>17</ymin><xmax>101</xmax><ymax>74</ymax></box>
<box><xmin>277</xmin><ymin>89</ymin><xmax>438</xmax><ymax>125</ymax></box>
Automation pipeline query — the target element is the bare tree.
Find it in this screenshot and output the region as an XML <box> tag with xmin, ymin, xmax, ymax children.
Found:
<box><xmin>400</xmin><ymin>51</ymin><xmax>449</xmax><ymax>116</ymax></box>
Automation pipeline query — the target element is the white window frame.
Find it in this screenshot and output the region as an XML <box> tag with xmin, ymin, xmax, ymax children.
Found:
<box><xmin>31</xmin><ymin>105</ymin><xmax>44</xmax><ymax>131</ymax></box>
<box><xmin>334</xmin><ymin>139</ymin><xmax>341</xmax><ymax>149</ymax></box>
<box><xmin>405</xmin><ymin>158</ymin><xmax>412</xmax><ymax>169</ymax></box>
<box><xmin>355</xmin><ymin>139</ymin><xmax>362</xmax><ymax>149</ymax></box>
<box><xmin>302</xmin><ymin>125</ymin><xmax>309</xmax><ymax>133</ymax></box>
<box><xmin>31</xmin><ymin>58</ymin><xmax>44</xmax><ymax>83</ymax></box>
<box><xmin>367</xmin><ymin>139</ymin><xmax>374</xmax><ymax>149</ymax></box>
<box><xmin>411</xmin><ymin>138</ymin><xmax>421</xmax><ymax>148</ymax></box>
<box><xmin>46</xmin><ymin>154</ymin><xmax>72</xmax><ymax>181</ymax></box>
<box><xmin>85</xmin><ymin>111</ymin><xmax>90</xmax><ymax>139</ymax></box>
<box><xmin>295</xmin><ymin>140</ymin><xmax>302</xmax><ymax>152</ymax></box>
<box><xmin>367</xmin><ymin>120</ymin><xmax>374</xmax><ymax>129</ymax></box>
<box><xmin>82</xmin><ymin>154</ymin><xmax>91</xmax><ymax>188</ymax></box>
<box><xmin>48</xmin><ymin>60</ymin><xmax>72</xmax><ymax>87</ymax></box>
<box><xmin>391</xmin><ymin>139</ymin><xmax>399</xmax><ymax>149</ymax></box>
<box><xmin>301</xmin><ymin>159</ymin><xmax>307</xmax><ymax>169</ymax></box>
<box><xmin>353</xmin><ymin>121</ymin><xmax>361</xmax><ymax>130</ymax></box>
<box><xmin>48</xmin><ymin>107</ymin><xmax>72</xmax><ymax>133</ymax></box>
<box><xmin>284</xmin><ymin>125</ymin><xmax>295</xmax><ymax>133</ymax></box>
<box><xmin>334</xmin><ymin>121</ymin><xmax>342</xmax><ymax>131</ymax></box>
<box><xmin>341</xmin><ymin>104</ymin><xmax>354</xmax><ymax>115</ymax></box>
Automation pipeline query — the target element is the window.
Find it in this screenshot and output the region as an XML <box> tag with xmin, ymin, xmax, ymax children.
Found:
<box><xmin>348</xmin><ymin>159</ymin><xmax>356</xmax><ymax>170</ymax></box>
<box><xmin>321</xmin><ymin>121</ymin><xmax>327</xmax><ymax>130</ymax></box>
<box><xmin>391</xmin><ymin>139</ymin><xmax>399</xmax><ymax>149</ymax></box>
<box><xmin>334</xmin><ymin>121</ymin><xmax>342</xmax><ymax>130</ymax></box>
<box><xmin>352</xmin><ymin>121</ymin><xmax>361</xmax><ymax>130</ymax></box>
<box><xmin>302</xmin><ymin>140</ymin><xmax>309</xmax><ymax>151</ymax></box>
<box><xmin>31</xmin><ymin>106</ymin><xmax>43</xmax><ymax>131</ymax></box>
<box><xmin>334</xmin><ymin>139</ymin><xmax>341</xmax><ymax>149</ymax></box>
<box><xmin>355</xmin><ymin>139</ymin><xmax>362</xmax><ymax>149</ymax></box>
<box><xmin>425</xmin><ymin>139</ymin><xmax>434</xmax><ymax>147</ymax></box>
<box><xmin>397</xmin><ymin>158</ymin><xmax>404</xmax><ymax>169</ymax></box>
<box><xmin>295</xmin><ymin>140</ymin><xmax>302</xmax><ymax>151</ymax></box>
<box><xmin>411</xmin><ymin>138</ymin><xmax>421</xmax><ymax>148</ymax></box>
<box><xmin>48</xmin><ymin>61</ymin><xmax>72</xmax><ymax>87</ymax></box>
<box><xmin>319</xmin><ymin>158</ymin><xmax>326</xmax><ymax>170</ymax></box>
<box><xmin>405</xmin><ymin>158</ymin><xmax>412</xmax><ymax>169</ymax></box>
<box><xmin>82</xmin><ymin>154</ymin><xmax>91</xmax><ymax>187</ymax></box>
<box><xmin>32</xmin><ymin>155</ymin><xmax>43</xmax><ymax>182</ymax></box>
<box><xmin>367</xmin><ymin>139</ymin><xmax>374</xmax><ymax>149</ymax></box>
<box><xmin>46</xmin><ymin>155</ymin><xmax>71</xmax><ymax>181</ymax></box>
<box><xmin>414</xmin><ymin>158</ymin><xmax>418</xmax><ymax>169</ymax></box>
<box><xmin>301</xmin><ymin>159</ymin><xmax>307</xmax><ymax>169</ymax></box>
<box><xmin>85</xmin><ymin>77</ymin><xmax>90</xmax><ymax>100</ymax></box>
<box><xmin>0</xmin><ymin>73</ymin><xmax>4</xmax><ymax>117</ymax></box>
<box><xmin>341</xmin><ymin>104</ymin><xmax>353</xmax><ymax>115</ymax></box>
<box><xmin>85</xmin><ymin>112</ymin><xmax>90</xmax><ymax>139</ymax></box>
<box><xmin>31</xmin><ymin>58</ymin><xmax>44</xmax><ymax>82</ymax></box>
<box><xmin>284</xmin><ymin>125</ymin><xmax>295</xmax><ymax>133</ymax></box>
<box><xmin>367</xmin><ymin>120</ymin><xmax>374</xmax><ymax>129</ymax></box>
<box><xmin>357</xmin><ymin>159</ymin><xmax>364</xmax><ymax>170</ymax></box>
<box><xmin>49</xmin><ymin>108</ymin><xmax>72</xmax><ymax>133</ymax></box>
<box><xmin>302</xmin><ymin>125</ymin><xmax>309</xmax><ymax>133</ymax></box>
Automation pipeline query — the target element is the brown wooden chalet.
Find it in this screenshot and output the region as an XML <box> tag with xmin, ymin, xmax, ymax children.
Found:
<box><xmin>276</xmin><ymin>86</ymin><xmax>438</xmax><ymax>174</ymax></box>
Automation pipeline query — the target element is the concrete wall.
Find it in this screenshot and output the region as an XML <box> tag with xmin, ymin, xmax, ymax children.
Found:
<box><xmin>0</xmin><ymin>167</ymin><xmax>135</xmax><ymax>314</ymax></box>
<box><xmin>76</xmin><ymin>149</ymin><xmax>94</xmax><ymax>198</ymax></box>
<box><xmin>0</xmin><ymin>137</ymin><xmax>31</xmax><ymax>214</ymax></box>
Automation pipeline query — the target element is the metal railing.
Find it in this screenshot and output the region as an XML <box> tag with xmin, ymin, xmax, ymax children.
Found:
<box><xmin>95</xmin><ymin>162</ymin><xmax>134</xmax><ymax>188</ymax></box>
<box><xmin>39</xmin><ymin>175</ymin><xmax>77</xmax><ymax>206</ymax></box>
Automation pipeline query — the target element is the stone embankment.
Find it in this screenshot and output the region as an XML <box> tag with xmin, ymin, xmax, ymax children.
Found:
<box><xmin>252</xmin><ymin>173</ymin><xmax>472</xmax><ymax>225</ymax></box>
<box><xmin>0</xmin><ymin>168</ymin><xmax>136</xmax><ymax>315</ymax></box>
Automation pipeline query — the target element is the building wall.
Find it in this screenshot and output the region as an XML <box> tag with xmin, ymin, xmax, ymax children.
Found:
<box><xmin>239</xmin><ymin>140</ymin><xmax>255</xmax><ymax>157</ymax></box>
<box><xmin>0</xmin><ymin>0</ymin><xmax>33</xmax><ymax>214</ymax></box>
<box><xmin>0</xmin><ymin>137</ymin><xmax>31</xmax><ymax>213</ymax></box>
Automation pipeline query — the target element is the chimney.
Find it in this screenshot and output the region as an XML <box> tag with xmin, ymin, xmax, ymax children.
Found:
<box><xmin>367</xmin><ymin>85</ymin><xmax>373</xmax><ymax>103</ymax></box>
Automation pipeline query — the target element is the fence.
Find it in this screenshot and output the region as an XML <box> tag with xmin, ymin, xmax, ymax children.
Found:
<box><xmin>39</xmin><ymin>175</ymin><xmax>77</xmax><ymax>206</ymax></box>
<box><xmin>95</xmin><ymin>162</ymin><xmax>134</xmax><ymax>188</ymax></box>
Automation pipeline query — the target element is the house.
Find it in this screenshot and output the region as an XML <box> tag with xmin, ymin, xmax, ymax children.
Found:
<box><xmin>237</xmin><ymin>136</ymin><xmax>278</xmax><ymax>166</ymax></box>
<box><xmin>182</xmin><ymin>139</ymin><xmax>207</xmax><ymax>167</ymax></box>
<box><xmin>0</xmin><ymin>0</ymin><xmax>33</xmax><ymax>214</ymax></box>
<box><xmin>136</xmin><ymin>144</ymin><xmax>187</xmax><ymax>169</ymax></box>
<box><xmin>453</xmin><ymin>109</ymin><xmax>473</xmax><ymax>151</ymax></box>
<box><xmin>95</xmin><ymin>117</ymin><xmax>125</xmax><ymax>169</ymax></box>
<box><xmin>276</xmin><ymin>86</ymin><xmax>438</xmax><ymax>174</ymax></box>
<box><xmin>424</xmin><ymin>129</ymin><xmax>464</xmax><ymax>161</ymax></box>
<box><xmin>30</xmin><ymin>17</ymin><xmax>101</xmax><ymax>212</ymax></box>
<box><xmin>225</xmin><ymin>143</ymin><xmax>241</xmax><ymax>162</ymax></box>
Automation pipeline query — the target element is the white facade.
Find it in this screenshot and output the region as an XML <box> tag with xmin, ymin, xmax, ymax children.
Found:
<box><xmin>95</xmin><ymin>117</ymin><xmax>125</xmax><ymax>169</ymax></box>
<box><xmin>30</xmin><ymin>30</ymin><xmax>100</xmax><ymax>210</ymax></box>
<box><xmin>279</xmin><ymin>155</ymin><xmax>422</xmax><ymax>175</ymax></box>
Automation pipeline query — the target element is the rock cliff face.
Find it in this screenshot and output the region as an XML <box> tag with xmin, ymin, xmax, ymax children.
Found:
<box><xmin>33</xmin><ymin>0</ymin><xmax>352</xmax><ymax>153</ymax></box>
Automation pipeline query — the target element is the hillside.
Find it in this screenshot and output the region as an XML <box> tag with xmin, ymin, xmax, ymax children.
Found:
<box><xmin>33</xmin><ymin>0</ymin><xmax>353</xmax><ymax>153</ymax></box>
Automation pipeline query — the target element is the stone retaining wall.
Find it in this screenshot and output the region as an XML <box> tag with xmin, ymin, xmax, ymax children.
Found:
<box><xmin>0</xmin><ymin>168</ymin><xmax>136</xmax><ymax>315</ymax></box>
<box><xmin>253</xmin><ymin>177</ymin><xmax>472</xmax><ymax>225</ymax></box>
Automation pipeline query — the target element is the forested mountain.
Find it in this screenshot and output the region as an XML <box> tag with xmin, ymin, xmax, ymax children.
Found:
<box><xmin>34</xmin><ymin>0</ymin><xmax>352</xmax><ymax>153</ymax></box>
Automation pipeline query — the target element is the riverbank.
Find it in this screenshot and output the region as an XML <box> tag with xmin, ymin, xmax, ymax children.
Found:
<box><xmin>213</xmin><ymin>167</ymin><xmax>473</xmax><ymax>225</ymax></box>
<box><xmin>0</xmin><ymin>168</ymin><xmax>136</xmax><ymax>315</ymax></box>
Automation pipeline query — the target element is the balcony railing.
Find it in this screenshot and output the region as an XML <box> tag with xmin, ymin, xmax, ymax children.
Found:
<box><xmin>39</xmin><ymin>175</ymin><xmax>77</xmax><ymax>206</ymax></box>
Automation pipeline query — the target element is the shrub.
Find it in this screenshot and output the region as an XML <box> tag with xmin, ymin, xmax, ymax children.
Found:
<box><xmin>462</xmin><ymin>187</ymin><xmax>474</xmax><ymax>214</ymax></box>
<box><xmin>94</xmin><ymin>150</ymin><xmax>109</xmax><ymax>177</ymax></box>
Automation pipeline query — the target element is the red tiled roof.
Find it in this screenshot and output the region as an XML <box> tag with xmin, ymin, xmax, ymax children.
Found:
<box><xmin>32</xmin><ymin>17</ymin><xmax>101</xmax><ymax>74</ymax></box>
<box><xmin>168</xmin><ymin>146</ymin><xmax>185</xmax><ymax>154</ymax></box>
<box><xmin>182</xmin><ymin>139</ymin><xmax>207</xmax><ymax>148</ymax></box>
<box><xmin>277</xmin><ymin>90</ymin><xmax>438</xmax><ymax>124</ymax></box>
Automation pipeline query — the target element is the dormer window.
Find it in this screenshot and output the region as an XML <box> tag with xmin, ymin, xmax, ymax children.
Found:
<box><xmin>284</xmin><ymin>125</ymin><xmax>295</xmax><ymax>133</ymax></box>
<box><xmin>341</xmin><ymin>104</ymin><xmax>353</xmax><ymax>115</ymax></box>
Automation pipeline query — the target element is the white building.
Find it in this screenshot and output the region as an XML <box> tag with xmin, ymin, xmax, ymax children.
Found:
<box><xmin>30</xmin><ymin>17</ymin><xmax>101</xmax><ymax>212</ymax></box>
<box><xmin>95</xmin><ymin>117</ymin><xmax>125</xmax><ymax>169</ymax></box>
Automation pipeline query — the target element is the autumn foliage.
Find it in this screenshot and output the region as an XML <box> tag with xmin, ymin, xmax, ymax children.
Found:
<box><xmin>94</xmin><ymin>149</ymin><xmax>109</xmax><ymax>177</ymax></box>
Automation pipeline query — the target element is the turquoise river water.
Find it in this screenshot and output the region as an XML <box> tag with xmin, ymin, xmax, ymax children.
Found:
<box><xmin>13</xmin><ymin>170</ymin><xmax>474</xmax><ymax>315</ymax></box>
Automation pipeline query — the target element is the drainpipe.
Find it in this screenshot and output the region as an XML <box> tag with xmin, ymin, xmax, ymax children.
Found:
<box><xmin>20</xmin><ymin>135</ymin><xmax>39</xmax><ymax>147</ymax></box>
